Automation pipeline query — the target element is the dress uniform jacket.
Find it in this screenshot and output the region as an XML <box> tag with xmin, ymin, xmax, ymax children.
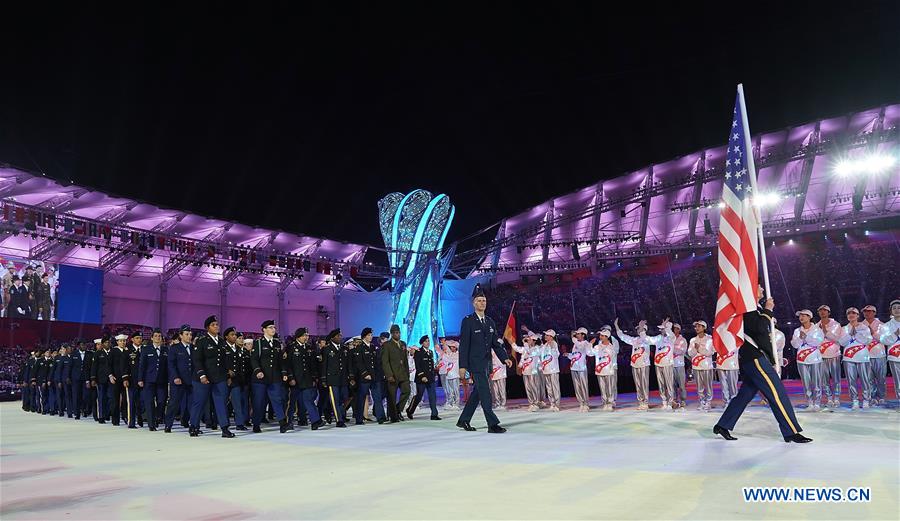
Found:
<box><xmin>91</xmin><ymin>349</ymin><xmax>111</xmax><ymax>383</ymax></box>
<box><xmin>8</xmin><ymin>284</ymin><xmax>29</xmax><ymax>317</ymax></box>
<box><xmin>285</xmin><ymin>341</ymin><xmax>319</xmax><ymax>389</ymax></box>
<box><xmin>69</xmin><ymin>351</ymin><xmax>83</xmax><ymax>384</ymax></box>
<box><xmin>59</xmin><ymin>355</ymin><xmax>72</xmax><ymax>384</ymax></box>
<box><xmin>739</xmin><ymin>307</ymin><xmax>777</xmax><ymax>365</ymax></box>
<box><xmin>251</xmin><ymin>337</ymin><xmax>283</xmax><ymax>384</ymax></box>
<box><xmin>381</xmin><ymin>339</ymin><xmax>410</xmax><ymax>382</ymax></box>
<box><xmin>224</xmin><ymin>343</ymin><xmax>249</xmax><ymax>385</ymax></box>
<box><xmin>413</xmin><ymin>348</ymin><xmax>436</xmax><ymax>383</ymax></box>
<box><xmin>321</xmin><ymin>341</ymin><xmax>349</xmax><ymax>386</ymax></box>
<box><xmin>80</xmin><ymin>350</ymin><xmax>94</xmax><ymax>383</ymax></box>
<box><xmin>458</xmin><ymin>313</ymin><xmax>509</xmax><ymax>372</ymax></box>
<box><xmin>352</xmin><ymin>342</ymin><xmax>381</xmax><ymax>381</ymax></box>
<box><xmin>124</xmin><ymin>346</ymin><xmax>140</xmax><ymax>383</ymax></box>
<box><xmin>168</xmin><ymin>343</ymin><xmax>193</xmax><ymax>384</ymax></box>
<box><xmin>35</xmin><ymin>357</ymin><xmax>51</xmax><ymax>383</ymax></box>
<box><xmin>193</xmin><ymin>334</ymin><xmax>227</xmax><ymax>383</ymax></box>
<box><xmin>139</xmin><ymin>344</ymin><xmax>168</xmax><ymax>385</ymax></box>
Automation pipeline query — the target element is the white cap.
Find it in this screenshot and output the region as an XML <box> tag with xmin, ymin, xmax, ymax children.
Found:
<box><xmin>672</xmin><ymin>323</ymin><xmax>681</xmax><ymax>330</ymax></box>
<box><xmin>575</xmin><ymin>327</ymin><xmax>588</xmax><ymax>335</ymax></box>
<box><xmin>891</xmin><ymin>299</ymin><xmax>900</xmax><ymax>308</ymax></box>
<box><xmin>693</xmin><ymin>320</ymin><xmax>708</xmax><ymax>329</ymax></box>
<box><xmin>93</xmin><ymin>338</ymin><xmax>102</xmax><ymax>344</ymax></box>
<box><xmin>598</xmin><ymin>328</ymin><xmax>612</xmax><ymax>337</ymax></box>
<box><xmin>114</xmin><ymin>334</ymin><xmax>128</xmax><ymax>341</ymax></box>
<box><xmin>817</xmin><ymin>304</ymin><xmax>831</xmax><ymax>312</ymax></box>
<box><xmin>243</xmin><ymin>338</ymin><xmax>253</xmax><ymax>345</ymax></box>
<box><xmin>862</xmin><ymin>305</ymin><xmax>876</xmax><ymax>312</ymax></box>
<box><xmin>446</xmin><ymin>339</ymin><xmax>460</xmax><ymax>347</ymax></box>
<box><xmin>795</xmin><ymin>309</ymin><xmax>813</xmax><ymax>318</ymax></box>
<box><xmin>543</xmin><ymin>329</ymin><xmax>556</xmax><ymax>338</ymax></box>
<box><xmin>846</xmin><ymin>307</ymin><xmax>859</xmax><ymax>315</ymax></box>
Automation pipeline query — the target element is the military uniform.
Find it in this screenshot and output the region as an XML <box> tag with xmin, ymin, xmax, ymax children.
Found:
<box><xmin>124</xmin><ymin>343</ymin><xmax>142</xmax><ymax>427</ymax></box>
<box><xmin>191</xmin><ymin>327</ymin><xmax>232</xmax><ymax>436</ymax></box>
<box><xmin>250</xmin><ymin>334</ymin><xmax>287</xmax><ymax>430</ymax></box>
<box><xmin>90</xmin><ymin>346</ymin><xmax>112</xmax><ymax>422</ymax></box>
<box><xmin>284</xmin><ymin>339</ymin><xmax>321</xmax><ymax>426</ymax></box>
<box><xmin>321</xmin><ymin>338</ymin><xmax>350</xmax><ymax>427</ymax></box>
<box><xmin>108</xmin><ymin>344</ymin><xmax>130</xmax><ymax>426</ymax></box>
<box><xmin>352</xmin><ymin>338</ymin><xmax>385</xmax><ymax>423</ymax></box>
<box><xmin>224</xmin><ymin>340</ymin><xmax>250</xmax><ymax>428</ymax></box>
<box><xmin>381</xmin><ymin>334</ymin><xmax>410</xmax><ymax>422</ymax></box>
<box><xmin>407</xmin><ymin>345</ymin><xmax>440</xmax><ymax>419</ymax></box>
<box><xmin>139</xmin><ymin>342</ymin><xmax>168</xmax><ymax>429</ymax></box>
<box><xmin>457</xmin><ymin>311</ymin><xmax>509</xmax><ymax>429</ymax></box>
<box><xmin>165</xmin><ymin>339</ymin><xmax>193</xmax><ymax>430</ymax></box>
<box><xmin>716</xmin><ymin>306</ymin><xmax>804</xmax><ymax>441</ymax></box>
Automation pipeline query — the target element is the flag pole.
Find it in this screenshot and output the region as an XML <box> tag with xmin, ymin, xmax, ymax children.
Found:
<box><xmin>737</xmin><ymin>83</ymin><xmax>779</xmax><ymax>373</ymax></box>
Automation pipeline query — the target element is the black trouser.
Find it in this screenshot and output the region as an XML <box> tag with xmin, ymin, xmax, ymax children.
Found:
<box><xmin>109</xmin><ymin>381</ymin><xmax>125</xmax><ymax>425</ymax></box>
<box><xmin>385</xmin><ymin>379</ymin><xmax>411</xmax><ymax>421</ymax></box>
<box><xmin>458</xmin><ymin>368</ymin><xmax>500</xmax><ymax>427</ymax></box>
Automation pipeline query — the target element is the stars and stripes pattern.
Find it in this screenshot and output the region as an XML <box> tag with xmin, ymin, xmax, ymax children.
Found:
<box><xmin>713</xmin><ymin>90</ymin><xmax>760</xmax><ymax>358</ymax></box>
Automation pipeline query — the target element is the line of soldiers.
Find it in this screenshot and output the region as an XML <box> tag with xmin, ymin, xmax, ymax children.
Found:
<box><xmin>18</xmin><ymin>316</ymin><xmax>446</xmax><ymax>437</ymax></box>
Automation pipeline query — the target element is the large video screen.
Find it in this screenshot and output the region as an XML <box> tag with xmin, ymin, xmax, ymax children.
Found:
<box><xmin>1</xmin><ymin>257</ymin><xmax>103</xmax><ymax>324</ymax></box>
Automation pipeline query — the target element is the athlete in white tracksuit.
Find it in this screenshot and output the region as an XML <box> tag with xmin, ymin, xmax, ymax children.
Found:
<box><xmin>716</xmin><ymin>330</ymin><xmax>740</xmax><ymax>409</ymax></box>
<box><xmin>670</xmin><ymin>324</ymin><xmax>688</xmax><ymax>411</ymax></box>
<box><xmin>791</xmin><ymin>309</ymin><xmax>825</xmax><ymax>410</ymax></box>
<box><xmin>489</xmin><ymin>349</ymin><xmax>508</xmax><ymax>409</ymax></box>
<box><xmin>588</xmin><ymin>328</ymin><xmax>619</xmax><ymax>410</ymax></box>
<box><xmin>879</xmin><ymin>299</ymin><xmax>900</xmax><ymax>404</ymax></box>
<box><xmin>437</xmin><ymin>339</ymin><xmax>461</xmax><ymax>410</ymax></box>
<box><xmin>615</xmin><ymin>318</ymin><xmax>663</xmax><ymax>411</ymax></box>
<box><xmin>539</xmin><ymin>331</ymin><xmax>561</xmax><ymax>411</ymax></box>
<box><xmin>566</xmin><ymin>327</ymin><xmax>592</xmax><ymax>412</ymax></box>
<box><xmin>513</xmin><ymin>332</ymin><xmax>542</xmax><ymax>411</ymax></box>
<box><xmin>688</xmin><ymin>321</ymin><xmax>715</xmax><ymax>411</ymax></box>
<box><xmin>816</xmin><ymin>305</ymin><xmax>844</xmax><ymax>408</ymax></box>
<box><xmin>654</xmin><ymin>320</ymin><xmax>677</xmax><ymax>411</ymax></box>
<box><xmin>862</xmin><ymin>305</ymin><xmax>887</xmax><ymax>405</ymax></box>
<box><xmin>839</xmin><ymin>307</ymin><xmax>874</xmax><ymax>409</ymax></box>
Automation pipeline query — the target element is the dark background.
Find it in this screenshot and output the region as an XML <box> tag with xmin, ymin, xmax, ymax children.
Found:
<box><xmin>2</xmin><ymin>2</ymin><xmax>899</xmax><ymax>249</ymax></box>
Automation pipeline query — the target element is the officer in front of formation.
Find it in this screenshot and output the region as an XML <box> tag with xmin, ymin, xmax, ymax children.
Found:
<box><xmin>352</xmin><ymin>327</ymin><xmax>386</xmax><ymax>425</ymax></box>
<box><xmin>250</xmin><ymin>319</ymin><xmax>289</xmax><ymax>433</ymax></box>
<box><xmin>284</xmin><ymin>327</ymin><xmax>324</xmax><ymax>430</ymax></box>
<box><xmin>457</xmin><ymin>283</ymin><xmax>513</xmax><ymax>433</ymax></box>
<box><xmin>190</xmin><ymin>315</ymin><xmax>234</xmax><ymax>438</ymax></box>
<box><xmin>714</xmin><ymin>285</ymin><xmax>812</xmax><ymax>443</ymax></box>
<box><xmin>138</xmin><ymin>329</ymin><xmax>168</xmax><ymax>431</ymax></box>
<box><xmin>90</xmin><ymin>336</ymin><xmax>112</xmax><ymax>423</ymax></box>
<box><xmin>381</xmin><ymin>324</ymin><xmax>410</xmax><ymax>423</ymax></box>
<box><xmin>164</xmin><ymin>325</ymin><xmax>194</xmax><ymax>433</ymax></box>
<box><xmin>320</xmin><ymin>328</ymin><xmax>350</xmax><ymax>428</ymax></box>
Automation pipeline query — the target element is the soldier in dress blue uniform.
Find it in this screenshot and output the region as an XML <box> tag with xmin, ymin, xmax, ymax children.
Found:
<box><xmin>284</xmin><ymin>327</ymin><xmax>324</xmax><ymax>429</ymax></box>
<box><xmin>34</xmin><ymin>349</ymin><xmax>51</xmax><ymax>414</ymax></box>
<box><xmin>189</xmin><ymin>315</ymin><xmax>234</xmax><ymax>437</ymax></box>
<box><xmin>223</xmin><ymin>327</ymin><xmax>249</xmax><ymax>431</ymax></box>
<box><xmin>457</xmin><ymin>283</ymin><xmax>513</xmax><ymax>433</ymax></box>
<box><xmin>138</xmin><ymin>329</ymin><xmax>168</xmax><ymax>431</ymax></box>
<box><xmin>58</xmin><ymin>345</ymin><xmax>72</xmax><ymax>417</ymax></box>
<box><xmin>714</xmin><ymin>287</ymin><xmax>812</xmax><ymax>443</ymax></box>
<box><xmin>83</xmin><ymin>340</ymin><xmax>98</xmax><ymax>420</ymax></box>
<box><xmin>69</xmin><ymin>342</ymin><xmax>85</xmax><ymax>419</ymax></box>
<box><xmin>90</xmin><ymin>336</ymin><xmax>112</xmax><ymax>423</ymax></box>
<box><xmin>352</xmin><ymin>327</ymin><xmax>386</xmax><ymax>425</ymax></box>
<box><xmin>20</xmin><ymin>351</ymin><xmax>35</xmax><ymax>412</ymax></box>
<box><xmin>250</xmin><ymin>319</ymin><xmax>289</xmax><ymax>433</ymax></box>
<box><xmin>164</xmin><ymin>325</ymin><xmax>194</xmax><ymax>432</ymax></box>
<box><xmin>49</xmin><ymin>349</ymin><xmax>62</xmax><ymax>415</ymax></box>
<box><xmin>108</xmin><ymin>334</ymin><xmax>130</xmax><ymax>426</ymax></box>
<box><xmin>320</xmin><ymin>328</ymin><xmax>350</xmax><ymax>428</ymax></box>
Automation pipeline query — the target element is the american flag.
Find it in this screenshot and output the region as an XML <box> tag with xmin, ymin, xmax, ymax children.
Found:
<box><xmin>713</xmin><ymin>89</ymin><xmax>760</xmax><ymax>358</ymax></box>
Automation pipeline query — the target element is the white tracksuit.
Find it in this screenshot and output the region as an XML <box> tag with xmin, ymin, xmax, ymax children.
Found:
<box><xmin>716</xmin><ymin>339</ymin><xmax>740</xmax><ymax>408</ymax></box>
<box><xmin>688</xmin><ymin>335</ymin><xmax>715</xmax><ymax>410</ymax></box>
<box><xmin>655</xmin><ymin>324</ymin><xmax>676</xmax><ymax>408</ymax></box>
<box><xmin>839</xmin><ymin>323</ymin><xmax>874</xmax><ymax>404</ymax></box>
<box><xmin>438</xmin><ymin>349</ymin><xmax>460</xmax><ymax>409</ymax></box>
<box><xmin>489</xmin><ymin>350</ymin><xmax>507</xmax><ymax>409</ymax></box>
<box><xmin>879</xmin><ymin>317</ymin><xmax>900</xmax><ymax>401</ymax></box>
<box><xmin>513</xmin><ymin>343</ymin><xmax>541</xmax><ymax>407</ymax></box>
<box><xmin>864</xmin><ymin>318</ymin><xmax>886</xmax><ymax>403</ymax></box>
<box><xmin>539</xmin><ymin>342</ymin><xmax>561</xmax><ymax>408</ymax></box>
<box><xmin>671</xmin><ymin>334</ymin><xmax>688</xmax><ymax>408</ymax></box>
<box><xmin>792</xmin><ymin>324</ymin><xmax>824</xmax><ymax>408</ymax></box>
<box><xmin>567</xmin><ymin>339</ymin><xmax>591</xmax><ymax>408</ymax></box>
<box><xmin>817</xmin><ymin>318</ymin><xmax>844</xmax><ymax>403</ymax></box>
<box><xmin>589</xmin><ymin>339</ymin><xmax>619</xmax><ymax>407</ymax></box>
<box><xmin>617</xmin><ymin>330</ymin><xmax>661</xmax><ymax>408</ymax></box>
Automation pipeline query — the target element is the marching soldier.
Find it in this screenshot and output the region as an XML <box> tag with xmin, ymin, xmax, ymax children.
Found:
<box><xmin>456</xmin><ymin>283</ymin><xmax>513</xmax><ymax>433</ymax></box>
<box><xmin>381</xmin><ymin>324</ymin><xmax>411</xmax><ymax>423</ymax></box>
<box><xmin>34</xmin><ymin>349</ymin><xmax>51</xmax><ymax>414</ymax></box>
<box><xmin>250</xmin><ymin>320</ymin><xmax>288</xmax><ymax>433</ymax></box>
<box><xmin>108</xmin><ymin>334</ymin><xmax>129</xmax><ymax>426</ymax></box>
<box><xmin>125</xmin><ymin>331</ymin><xmax>143</xmax><ymax>428</ymax></box>
<box><xmin>320</xmin><ymin>329</ymin><xmax>350</xmax><ymax>428</ymax></box>
<box><xmin>90</xmin><ymin>336</ymin><xmax>111</xmax><ymax>423</ymax></box>
<box><xmin>351</xmin><ymin>327</ymin><xmax>385</xmax><ymax>425</ymax></box>
<box><xmin>68</xmin><ymin>342</ymin><xmax>85</xmax><ymax>419</ymax></box>
<box><xmin>714</xmin><ymin>287</ymin><xmax>810</xmax><ymax>443</ymax></box>
<box><xmin>138</xmin><ymin>329</ymin><xmax>168</xmax><ymax>431</ymax></box>
<box><xmin>164</xmin><ymin>326</ymin><xmax>194</xmax><ymax>433</ymax></box>
<box><xmin>284</xmin><ymin>327</ymin><xmax>323</xmax><ymax>429</ymax></box>
<box><xmin>58</xmin><ymin>345</ymin><xmax>72</xmax><ymax>417</ymax></box>
<box><xmin>190</xmin><ymin>315</ymin><xmax>234</xmax><ymax>437</ymax></box>
<box><xmin>223</xmin><ymin>327</ymin><xmax>249</xmax><ymax>431</ymax></box>
<box><xmin>407</xmin><ymin>335</ymin><xmax>441</xmax><ymax>420</ymax></box>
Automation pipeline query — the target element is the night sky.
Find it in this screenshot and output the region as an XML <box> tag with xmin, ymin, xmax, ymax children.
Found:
<box><xmin>2</xmin><ymin>3</ymin><xmax>899</xmax><ymax>249</ymax></box>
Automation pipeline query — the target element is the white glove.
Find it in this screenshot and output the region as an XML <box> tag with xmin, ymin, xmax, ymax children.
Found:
<box><xmin>17</xmin><ymin>307</ymin><xmax>24</xmax><ymax>314</ymax></box>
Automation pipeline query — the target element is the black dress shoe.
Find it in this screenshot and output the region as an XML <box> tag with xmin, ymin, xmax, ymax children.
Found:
<box><xmin>138</xmin><ymin>421</ymin><xmax>144</xmax><ymax>427</ymax></box>
<box><xmin>713</xmin><ymin>425</ymin><xmax>737</xmax><ymax>441</ymax></box>
<box><xmin>298</xmin><ymin>421</ymin><xmax>308</xmax><ymax>427</ymax></box>
<box><xmin>377</xmin><ymin>418</ymin><xmax>386</xmax><ymax>424</ymax></box>
<box><xmin>406</xmin><ymin>409</ymin><xmax>414</xmax><ymax>420</ymax></box>
<box><xmin>311</xmin><ymin>420</ymin><xmax>324</xmax><ymax>431</ymax></box>
<box><xmin>456</xmin><ymin>421</ymin><xmax>476</xmax><ymax>431</ymax></box>
<box><xmin>355</xmin><ymin>420</ymin><xmax>364</xmax><ymax>425</ymax></box>
<box><xmin>235</xmin><ymin>425</ymin><xmax>248</xmax><ymax>431</ymax></box>
<box><xmin>252</xmin><ymin>426</ymin><xmax>262</xmax><ymax>433</ymax></box>
<box><xmin>221</xmin><ymin>427</ymin><xmax>235</xmax><ymax>438</ymax></box>
<box><xmin>336</xmin><ymin>422</ymin><xmax>347</xmax><ymax>428</ymax></box>
<box><xmin>189</xmin><ymin>429</ymin><xmax>199</xmax><ymax>437</ymax></box>
<box><xmin>180</xmin><ymin>421</ymin><xmax>189</xmax><ymax>429</ymax></box>
<box><xmin>149</xmin><ymin>426</ymin><xmax>157</xmax><ymax>432</ymax></box>
<box><xmin>431</xmin><ymin>415</ymin><xmax>441</xmax><ymax>420</ymax></box>
<box><xmin>784</xmin><ymin>433</ymin><xmax>812</xmax><ymax>443</ymax></box>
<box><xmin>398</xmin><ymin>416</ymin><xmax>405</xmax><ymax>422</ymax></box>
<box><xmin>98</xmin><ymin>420</ymin><xmax>106</xmax><ymax>424</ymax></box>
<box><xmin>164</xmin><ymin>427</ymin><xmax>172</xmax><ymax>433</ymax></box>
<box><xmin>279</xmin><ymin>420</ymin><xmax>289</xmax><ymax>433</ymax></box>
<box><xmin>389</xmin><ymin>418</ymin><xmax>399</xmax><ymax>424</ymax></box>
<box><xmin>128</xmin><ymin>425</ymin><xmax>137</xmax><ymax>429</ymax></box>
<box><xmin>487</xmin><ymin>425</ymin><xmax>506</xmax><ymax>434</ymax></box>
<box><xmin>286</xmin><ymin>423</ymin><xmax>295</xmax><ymax>431</ymax></box>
